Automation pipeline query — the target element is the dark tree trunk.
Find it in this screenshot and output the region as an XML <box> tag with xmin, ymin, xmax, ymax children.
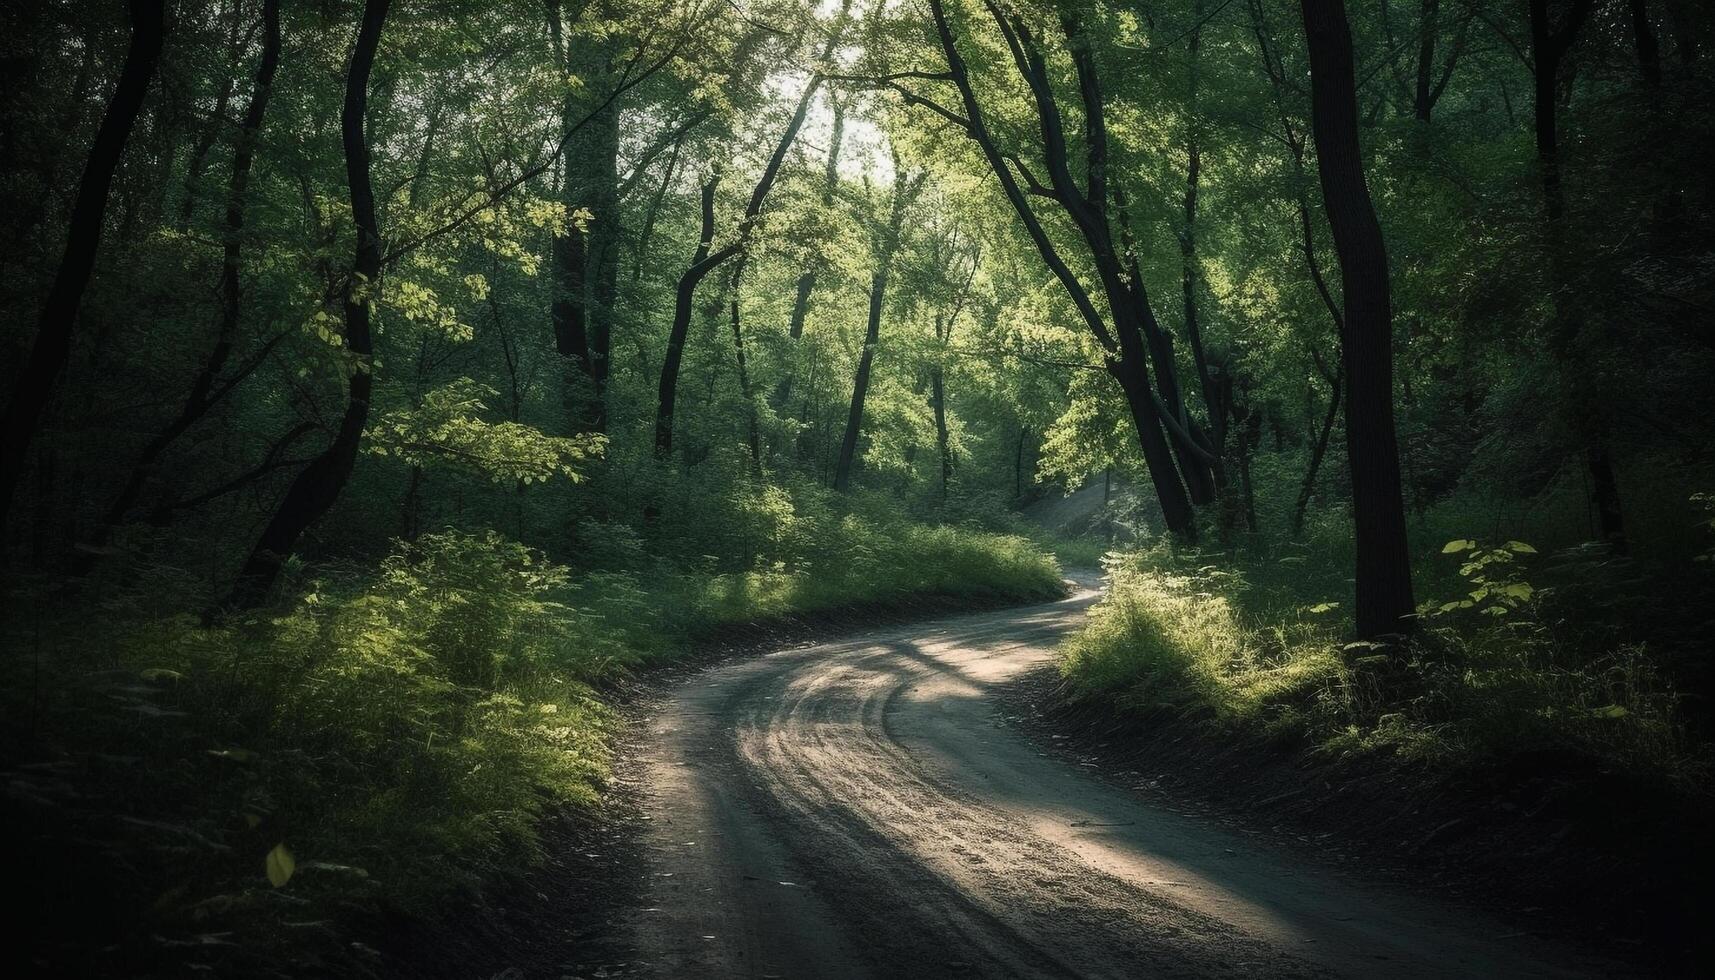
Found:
<box><xmin>655</xmin><ymin>176</ymin><xmax>723</xmax><ymax>459</ymax></box>
<box><xmin>931</xmin><ymin>366</ymin><xmax>950</xmax><ymax>498</ymax></box>
<box><xmin>1413</xmin><ymin>0</ymin><xmax>1439</xmax><ymax>121</ymax></box>
<box><xmin>1014</xmin><ymin>426</ymin><xmax>1027</xmax><ymax>501</ymax></box>
<box><xmin>1179</xmin><ymin>0</ymin><xmax>1232</xmax><ymax>510</ymax></box>
<box><xmin>1630</xmin><ymin>0</ymin><xmax>1663</xmax><ymax>87</ymax></box>
<box><xmin>926</xmin><ymin>0</ymin><xmax>1198</xmax><ymax>538</ymax></box>
<box><xmin>654</xmin><ymin>7</ymin><xmax>845</xmax><ymax>458</ymax></box>
<box><xmin>834</xmin><ymin>168</ymin><xmax>921</xmax><ymax>492</ymax></box>
<box><xmin>0</xmin><ymin>0</ymin><xmax>166</xmax><ymax>533</ymax></box>
<box><xmin>587</xmin><ymin>106</ymin><xmax>620</xmax><ymax>428</ymax></box>
<box><xmin>727</xmin><ymin>261</ymin><xmax>762</xmax><ymax>475</ymax></box>
<box><xmin>787</xmin><ymin>273</ymin><xmax>817</xmax><ymax>341</ymax></box>
<box><xmin>1301</xmin><ymin>0</ymin><xmax>1416</xmax><ymax>639</ymax></box>
<box><xmin>546</xmin><ymin>0</ymin><xmax>621</xmax><ymax>434</ymax></box>
<box><xmin>1293</xmin><ymin>357</ymin><xmax>1343</xmax><ymax>537</ymax></box>
<box><xmin>1108</xmin><ymin>354</ymin><xmax>1197</xmax><ymax>535</ymax></box>
<box><xmin>832</xmin><ymin>268</ymin><xmax>885</xmax><ymax>492</ymax></box>
<box><xmin>225</xmin><ymin>0</ymin><xmax>390</xmax><ymax>609</ymax></box>
<box><xmin>1528</xmin><ymin>0</ymin><xmax>1627</xmax><ymax>553</ymax></box>
<box><xmin>88</xmin><ymin>0</ymin><xmax>281</xmax><ymax>560</ymax></box>
<box><xmin>400</xmin><ymin>465</ymin><xmax>424</xmax><ymax>541</ymax></box>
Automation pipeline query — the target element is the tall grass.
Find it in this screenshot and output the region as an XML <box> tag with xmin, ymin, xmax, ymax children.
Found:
<box><xmin>1060</xmin><ymin>538</ymin><xmax>1711</xmax><ymax>790</ymax></box>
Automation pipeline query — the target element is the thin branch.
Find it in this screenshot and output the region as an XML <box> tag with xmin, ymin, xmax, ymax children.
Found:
<box><xmin>380</xmin><ymin>0</ymin><xmax>711</xmax><ymax>267</ymax></box>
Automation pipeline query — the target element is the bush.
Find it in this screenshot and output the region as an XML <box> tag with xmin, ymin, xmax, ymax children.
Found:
<box><xmin>3</xmin><ymin>532</ymin><xmax>619</xmax><ymax>973</ymax></box>
<box><xmin>5</xmin><ymin>515</ymin><xmax>1063</xmax><ymax>973</ymax></box>
<box><xmin>1060</xmin><ymin>545</ymin><xmax>1710</xmax><ymax>790</ymax></box>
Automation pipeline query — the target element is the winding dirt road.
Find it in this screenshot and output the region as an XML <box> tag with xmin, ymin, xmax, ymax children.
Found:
<box><xmin>617</xmin><ymin>576</ymin><xmax>1621</xmax><ymax>978</ymax></box>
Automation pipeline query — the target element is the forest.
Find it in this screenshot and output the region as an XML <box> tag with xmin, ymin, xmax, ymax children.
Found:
<box><xmin>2</xmin><ymin>0</ymin><xmax>1712</xmax><ymax>976</ymax></box>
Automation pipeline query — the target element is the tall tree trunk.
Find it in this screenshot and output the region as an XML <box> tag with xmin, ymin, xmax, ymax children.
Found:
<box><xmin>1301</xmin><ymin>0</ymin><xmax>1416</xmax><ymax>639</ymax></box>
<box><xmin>834</xmin><ymin>167</ymin><xmax>922</xmax><ymax>492</ymax></box>
<box><xmin>727</xmin><ymin>259</ymin><xmax>762</xmax><ymax>475</ymax></box>
<box><xmin>89</xmin><ymin>0</ymin><xmax>281</xmax><ymax>559</ymax></box>
<box><xmin>0</xmin><ymin>0</ymin><xmax>166</xmax><ymax>534</ymax></box>
<box><xmin>926</xmin><ymin>0</ymin><xmax>1198</xmax><ymax>538</ymax></box>
<box><xmin>1177</xmin><ymin>3</ymin><xmax>1234</xmax><ymax>519</ymax></box>
<box><xmin>832</xmin><ymin>264</ymin><xmax>888</xmax><ymax>492</ymax></box>
<box><xmin>1413</xmin><ymin>0</ymin><xmax>1439</xmax><ymax>120</ymax></box>
<box><xmin>655</xmin><ymin>3</ymin><xmax>849</xmax><ymax>458</ymax></box>
<box><xmin>584</xmin><ymin>91</ymin><xmax>620</xmax><ymax>432</ymax></box>
<box><xmin>1629</xmin><ymin>0</ymin><xmax>1663</xmax><ymax>87</ymax></box>
<box><xmin>655</xmin><ymin>175</ymin><xmax>722</xmax><ymax>459</ymax></box>
<box><xmin>1014</xmin><ymin>425</ymin><xmax>1027</xmax><ymax>501</ymax></box>
<box><xmin>772</xmin><ymin>97</ymin><xmax>844</xmax><ymax>412</ymax></box>
<box><xmin>546</xmin><ymin>0</ymin><xmax>621</xmax><ymax>434</ymax></box>
<box><xmin>931</xmin><ymin>365</ymin><xmax>951</xmax><ymax>498</ymax></box>
<box><xmin>1293</xmin><ymin>355</ymin><xmax>1343</xmax><ymax>536</ymax></box>
<box><xmin>1528</xmin><ymin>0</ymin><xmax>1626</xmax><ymax>553</ymax></box>
<box><xmin>225</xmin><ymin>0</ymin><xmax>390</xmax><ymax>608</ymax></box>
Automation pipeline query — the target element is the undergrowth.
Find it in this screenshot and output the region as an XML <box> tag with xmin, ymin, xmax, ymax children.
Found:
<box><xmin>1059</xmin><ymin>521</ymin><xmax>1713</xmax><ymax>792</ymax></box>
<box><xmin>2</xmin><ymin>504</ymin><xmax>1061</xmax><ymax>975</ymax></box>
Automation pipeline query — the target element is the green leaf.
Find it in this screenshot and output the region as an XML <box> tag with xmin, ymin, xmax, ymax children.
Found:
<box><xmin>265</xmin><ymin>843</ymin><xmax>295</xmax><ymax>888</ymax></box>
<box><xmin>1442</xmin><ymin>539</ymin><xmax>1475</xmax><ymax>553</ymax></box>
<box><xmin>1305</xmin><ymin>602</ymin><xmax>1339</xmax><ymax>614</ymax></box>
<box><xmin>1500</xmin><ymin>583</ymin><xmax>1534</xmax><ymax>601</ymax></box>
<box><xmin>1591</xmin><ymin>704</ymin><xmax>1629</xmax><ymax>719</ymax></box>
<box><xmin>1503</xmin><ymin>540</ymin><xmax>1538</xmax><ymax>554</ymax></box>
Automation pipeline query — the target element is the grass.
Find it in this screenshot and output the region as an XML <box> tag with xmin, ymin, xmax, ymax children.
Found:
<box><xmin>689</xmin><ymin>520</ymin><xmax>1065</xmax><ymax>626</ymax></box>
<box><xmin>1058</xmin><ymin>496</ymin><xmax>1714</xmax><ymax>791</ymax></box>
<box><xmin>3</xmin><ymin>504</ymin><xmax>1062</xmax><ymax>975</ymax></box>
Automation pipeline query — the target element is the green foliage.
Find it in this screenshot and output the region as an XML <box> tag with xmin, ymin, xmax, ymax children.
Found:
<box><xmin>3</xmin><ymin>510</ymin><xmax>1059</xmax><ymax>972</ymax></box>
<box><xmin>3</xmin><ymin>0</ymin><xmax>1713</xmax><ymax>969</ymax></box>
<box><xmin>365</xmin><ymin>379</ymin><xmax>605</xmax><ymax>485</ymax></box>
<box><xmin>2</xmin><ymin>532</ymin><xmax>619</xmax><ymax>971</ymax></box>
<box><xmin>1419</xmin><ymin>538</ymin><xmax>1539</xmax><ymax>618</ymax></box>
<box><xmin>1061</xmin><ymin>552</ymin><xmax>1344</xmax><ymax>733</ymax></box>
<box><xmin>1060</xmin><ymin>540</ymin><xmax>1709</xmax><ymax>791</ymax></box>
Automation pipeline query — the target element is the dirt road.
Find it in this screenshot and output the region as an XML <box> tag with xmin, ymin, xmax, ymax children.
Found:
<box><xmin>617</xmin><ymin>576</ymin><xmax>1620</xmax><ymax>978</ymax></box>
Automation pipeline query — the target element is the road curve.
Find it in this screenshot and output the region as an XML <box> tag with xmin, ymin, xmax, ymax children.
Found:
<box><xmin>619</xmin><ymin>576</ymin><xmax>1618</xmax><ymax>979</ymax></box>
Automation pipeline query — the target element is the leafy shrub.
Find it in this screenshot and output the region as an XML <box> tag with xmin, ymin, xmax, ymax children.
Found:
<box><xmin>3</xmin><ymin>532</ymin><xmax>618</xmax><ymax>973</ymax></box>
<box><xmin>5</xmin><ymin>515</ymin><xmax>1063</xmax><ymax>973</ymax></box>
<box><xmin>1060</xmin><ymin>545</ymin><xmax>1709</xmax><ymax>789</ymax></box>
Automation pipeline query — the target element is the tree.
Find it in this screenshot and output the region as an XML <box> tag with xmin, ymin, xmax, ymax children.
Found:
<box><xmin>0</xmin><ymin>0</ymin><xmax>166</xmax><ymax>531</ymax></box>
<box><xmin>913</xmin><ymin>0</ymin><xmax>1211</xmax><ymax>538</ymax></box>
<box><xmin>654</xmin><ymin>1</ymin><xmax>852</xmax><ymax>459</ymax></box>
<box><xmin>547</xmin><ymin>0</ymin><xmax>624</xmax><ymax>434</ymax></box>
<box><xmin>1526</xmin><ymin>0</ymin><xmax>1628</xmax><ymax>554</ymax></box>
<box><xmin>834</xmin><ymin>160</ymin><xmax>926</xmax><ymax>492</ymax></box>
<box><xmin>1299</xmin><ymin>0</ymin><xmax>1416</xmax><ymax>639</ymax></box>
<box><xmin>226</xmin><ymin>0</ymin><xmax>391</xmax><ymax>608</ymax></box>
<box><xmin>85</xmin><ymin>0</ymin><xmax>283</xmax><ymax>562</ymax></box>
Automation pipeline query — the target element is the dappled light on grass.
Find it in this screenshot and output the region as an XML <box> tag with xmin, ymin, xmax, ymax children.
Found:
<box><xmin>1060</xmin><ymin>545</ymin><xmax>1708</xmax><ymax>788</ymax></box>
